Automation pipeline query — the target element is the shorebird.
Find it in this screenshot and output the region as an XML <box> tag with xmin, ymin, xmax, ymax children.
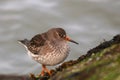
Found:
<box><xmin>18</xmin><ymin>28</ymin><xmax>78</xmax><ymax>76</ymax></box>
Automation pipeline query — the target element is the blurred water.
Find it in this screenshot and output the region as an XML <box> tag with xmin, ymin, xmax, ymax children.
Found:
<box><xmin>0</xmin><ymin>0</ymin><xmax>120</xmax><ymax>75</ymax></box>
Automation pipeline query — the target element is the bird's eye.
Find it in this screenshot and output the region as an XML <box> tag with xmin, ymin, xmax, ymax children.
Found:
<box><xmin>59</xmin><ymin>33</ymin><xmax>62</xmax><ymax>37</ymax></box>
<box><xmin>63</xmin><ymin>34</ymin><xmax>66</xmax><ymax>38</ymax></box>
<box><xmin>56</xmin><ymin>31</ymin><xmax>66</xmax><ymax>38</ymax></box>
<box><xmin>59</xmin><ymin>34</ymin><xmax>66</xmax><ymax>38</ymax></box>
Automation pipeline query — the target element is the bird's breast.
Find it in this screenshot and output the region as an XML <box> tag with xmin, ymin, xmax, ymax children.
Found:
<box><xmin>35</xmin><ymin>42</ymin><xmax>70</xmax><ymax>66</ymax></box>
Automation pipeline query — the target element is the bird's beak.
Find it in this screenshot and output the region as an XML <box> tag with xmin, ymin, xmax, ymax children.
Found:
<box><xmin>65</xmin><ymin>36</ymin><xmax>79</xmax><ymax>44</ymax></box>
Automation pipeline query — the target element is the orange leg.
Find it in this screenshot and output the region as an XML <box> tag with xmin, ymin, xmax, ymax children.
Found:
<box><xmin>40</xmin><ymin>64</ymin><xmax>51</xmax><ymax>76</ymax></box>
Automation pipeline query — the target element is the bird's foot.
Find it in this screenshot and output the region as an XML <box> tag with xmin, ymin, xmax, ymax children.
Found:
<box><xmin>39</xmin><ymin>65</ymin><xmax>52</xmax><ymax>76</ymax></box>
<box><xmin>39</xmin><ymin>69</ymin><xmax>52</xmax><ymax>77</ymax></box>
<box><xmin>29</xmin><ymin>65</ymin><xmax>55</xmax><ymax>80</ymax></box>
<box><xmin>30</xmin><ymin>73</ymin><xmax>49</xmax><ymax>80</ymax></box>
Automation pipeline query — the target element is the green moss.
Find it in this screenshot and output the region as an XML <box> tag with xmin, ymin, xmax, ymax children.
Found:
<box><xmin>50</xmin><ymin>43</ymin><xmax>120</xmax><ymax>80</ymax></box>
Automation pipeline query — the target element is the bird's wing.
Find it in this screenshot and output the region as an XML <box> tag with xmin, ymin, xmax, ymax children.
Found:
<box><xmin>38</xmin><ymin>40</ymin><xmax>56</xmax><ymax>55</ymax></box>
<box><xmin>30</xmin><ymin>33</ymin><xmax>47</xmax><ymax>47</ymax></box>
<box><xmin>29</xmin><ymin>33</ymin><xmax>56</xmax><ymax>55</ymax></box>
<box><xmin>28</xmin><ymin>33</ymin><xmax>48</xmax><ymax>54</ymax></box>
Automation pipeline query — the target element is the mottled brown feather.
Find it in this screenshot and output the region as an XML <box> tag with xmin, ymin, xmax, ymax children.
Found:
<box><xmin>30</xmin><ymin>33</ymin><xmax>47</xmax><ymax>46</ymax></box>
<box><xmin>28</xmin><ymin>33</ymin><xmax>48</xmax><ymax>54</ymax></box>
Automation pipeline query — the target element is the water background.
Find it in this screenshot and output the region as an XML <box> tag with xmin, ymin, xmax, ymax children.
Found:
<box><xmin>0</xmin><ymin>0</ymin><xmax>120</xmax><ymax>75</ymax></box>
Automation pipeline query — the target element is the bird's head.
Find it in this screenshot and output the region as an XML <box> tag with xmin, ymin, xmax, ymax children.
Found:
<box><xmin>49</xmin><ymin>28</ymin><xmax>79</xmax><ymax>44</ymax></box>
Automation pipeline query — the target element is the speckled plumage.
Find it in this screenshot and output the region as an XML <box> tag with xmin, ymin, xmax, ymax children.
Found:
<box><xmin>19</xmin><ymin>28</ymin><xmax>70</xmax><ymax>66</ymax></box>
<box><xmin>19</xmin><ymin>28</ymin><xmax>78</xmax><ymax>76</ymax></box>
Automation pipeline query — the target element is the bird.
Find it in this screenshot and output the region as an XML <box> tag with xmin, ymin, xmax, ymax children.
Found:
<box><xmin>18</xmin><ymin>28</ymin><xmax>79</xmax><ymax>76</ymax></box>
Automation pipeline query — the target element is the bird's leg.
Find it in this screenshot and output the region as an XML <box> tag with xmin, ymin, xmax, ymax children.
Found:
<box><xmin>40</xmin><ymin>64</ymin><xmax>51</xmax><ymax>76</ymax></box>
<box><xmin>42</xmin><ymin>64</ymin><xmax>51</xmax><ymax>75</ymax></box>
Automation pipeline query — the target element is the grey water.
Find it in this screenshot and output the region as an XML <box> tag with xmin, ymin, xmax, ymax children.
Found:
<box><xmin>0</xmin><ymin>0</ymin><xmax>120</xmax><ymax>75</ymax></box>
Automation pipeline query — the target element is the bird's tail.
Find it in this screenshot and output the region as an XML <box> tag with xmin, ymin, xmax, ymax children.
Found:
<box><xmin>18</xmin><ymin>39</ymin><xmax>29</xmax><ymax>46</ymax></box>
